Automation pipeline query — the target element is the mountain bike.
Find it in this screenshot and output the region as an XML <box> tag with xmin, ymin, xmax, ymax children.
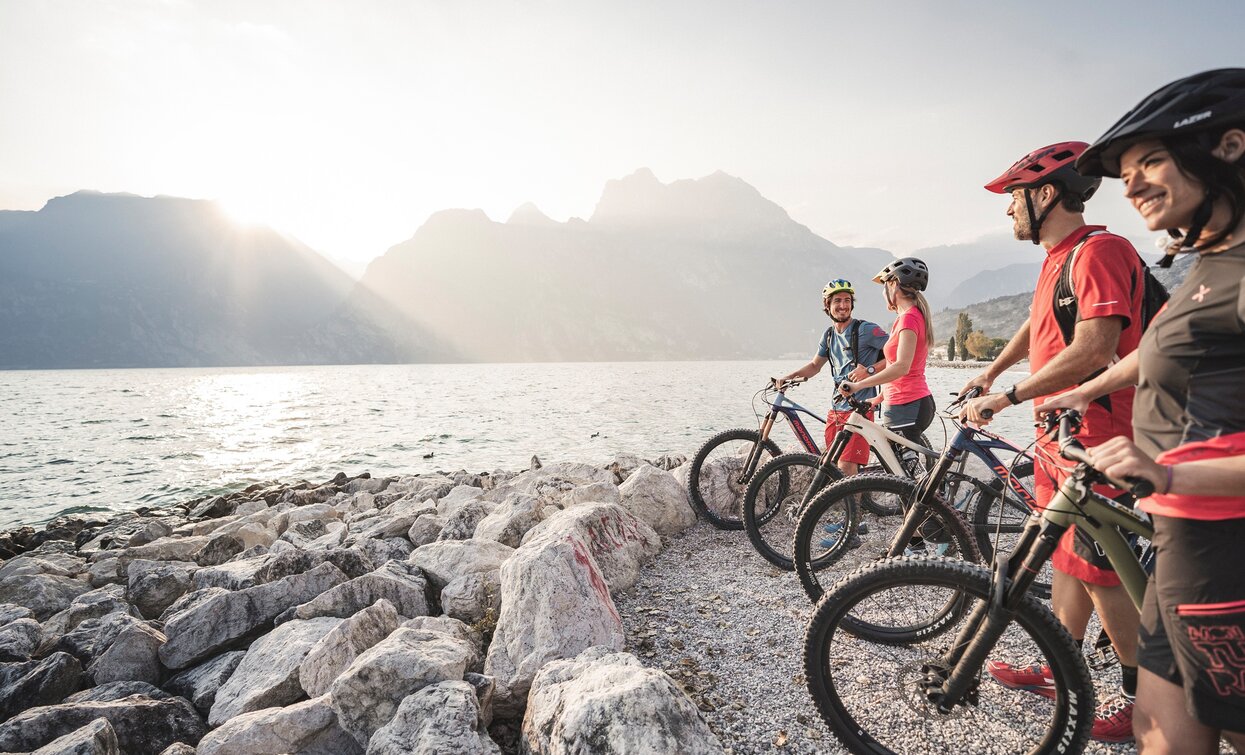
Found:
<box><xmin>740</xmin><ymin>394</ymin><xmax>941</xmax><ymax>569</ymax></box>
<box><xmin>687</xmin><ymin>378</ymin><xmax>827</xmax><ymax>530</ymax></box>
<box><xmin>790</xmin><ymin>388</ymin><xmax>1041</xmax><ymax>599</ymax></box>
<box><xmin>802</xmin><ymin>409</ymin><xmax>1155</xmax><ymax>755</ymax></box>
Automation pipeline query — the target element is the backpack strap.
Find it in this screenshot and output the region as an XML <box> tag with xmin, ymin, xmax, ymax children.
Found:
<box><xmin>849</xmin><ymin>320</ymin><xmax>862</xmax><ymax>366</ymax></box>
<box><xmin>1052</xmin><ymin>230</ymin><xmax>1107</xmax><ymax>346</ymax></box>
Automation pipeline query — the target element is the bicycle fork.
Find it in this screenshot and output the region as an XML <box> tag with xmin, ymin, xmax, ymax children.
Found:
<box><xmin>925</xmin><ymin>515</ymin><xmax>1070</xmax><ymax>711</ymax></box>
<box><xmin>737</xmin><ymin>411</ymin><xmax>778</xmax><ymax>485</ymax></box>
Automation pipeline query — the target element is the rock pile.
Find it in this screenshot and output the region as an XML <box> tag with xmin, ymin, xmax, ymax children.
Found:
<box><xmin>0</xmin><ymin>453</ymin><xmax>723</xmax><ymax>754</ymax></box>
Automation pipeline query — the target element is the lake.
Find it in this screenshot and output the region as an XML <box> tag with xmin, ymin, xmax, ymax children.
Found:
<box><xmin>0</xmin><ymin>361</ymin><xmax>1032</xmax><ymax>529</ymax></box>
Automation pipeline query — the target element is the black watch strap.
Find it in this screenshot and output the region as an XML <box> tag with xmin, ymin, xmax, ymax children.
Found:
<box><xmin>1005</xmin><ymin>384</ymin><xmax>1022</xmax><ymax>405</ymax></box>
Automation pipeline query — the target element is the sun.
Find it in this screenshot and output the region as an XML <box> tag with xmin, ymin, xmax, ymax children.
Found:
<box><xmin>217</xmin><ymin>196</ymin><xmax>278</xmax><ymax>229</ymax></box>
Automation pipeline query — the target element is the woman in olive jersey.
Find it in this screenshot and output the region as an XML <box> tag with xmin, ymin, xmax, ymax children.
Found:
<box><xmin>1046</xmin><ymin>69</ymin><xmax>1245</xmax><ymax>753</ymax></box>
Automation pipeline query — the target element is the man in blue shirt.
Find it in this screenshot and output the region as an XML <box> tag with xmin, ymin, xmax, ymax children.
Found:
<box><xmin>779</xmin><ymin>279</ymin><xmax>889</xmax><ymax>475</ymax></box>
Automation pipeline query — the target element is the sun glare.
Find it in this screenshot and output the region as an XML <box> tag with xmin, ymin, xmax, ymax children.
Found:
<box><xmin>217</xmin><ymin>197</ymin><xmax>273</xmax><ymax>229</ymax></box>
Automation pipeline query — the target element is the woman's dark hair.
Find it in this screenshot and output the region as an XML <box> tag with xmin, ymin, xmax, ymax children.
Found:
<box><xmin>1162</xmin><ymin>124</ymin><xmax>1245</xmax><ymax>250</ymax></box>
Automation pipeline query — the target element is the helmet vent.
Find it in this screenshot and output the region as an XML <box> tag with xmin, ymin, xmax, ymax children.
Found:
<box><xmin>1052</xmin><ymin>150</ymin><xmax>1075</xmax><ymax>161</ymax></box>
<box><xmin>1025</xmin><ymin>165</ymin><xmax>1047</xmax><ymax>174</ymax></box>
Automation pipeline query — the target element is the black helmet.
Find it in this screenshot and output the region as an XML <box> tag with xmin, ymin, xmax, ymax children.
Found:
<box><xmin>1079</xmin><ymin>68</ymin><xmax>1245</xmax><ymax>178</ymax></box>
<box><xmin>873</xmin><ymin>258</ymin><xmax>929</xmax><ymax>292</ymax></box>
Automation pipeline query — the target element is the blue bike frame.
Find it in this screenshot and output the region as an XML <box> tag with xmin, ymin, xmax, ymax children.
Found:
<box><xmin>765</xmin><ymin>389</ymin><xmax>827</xmax><ymax>455</ymax></box>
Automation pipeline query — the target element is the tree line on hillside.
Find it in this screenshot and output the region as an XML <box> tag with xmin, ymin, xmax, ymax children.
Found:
<box><xmin>947</xmin><ymin>312</ymin><xmax>1008</xmax><ymax>361</ymax></box>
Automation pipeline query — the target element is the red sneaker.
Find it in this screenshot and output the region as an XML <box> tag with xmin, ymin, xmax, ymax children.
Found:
<box><xmin>985</xmin><ymin>660</ymin><xmax>1056</xmax><ymax>700</ymax></box>
<box><xmin>1091</xmin><ymin>694</ymin><xmax>1135</xmax><ymax>743</ymax></box>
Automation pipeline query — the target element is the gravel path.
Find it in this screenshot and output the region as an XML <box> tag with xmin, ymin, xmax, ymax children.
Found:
<box><xmin>613</xmin><ymin>520</ymin><xmax>1143</xmax><ymax>755</ymax></box>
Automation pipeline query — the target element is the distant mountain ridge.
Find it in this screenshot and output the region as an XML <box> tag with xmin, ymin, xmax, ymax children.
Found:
<box><xmin>1</xmin><ymin>173</ymin><xmax>1132</xmax><ymax>368</ymax></box>
<box><xmin>0</xmin><ymin>192</ymin><xmax>419</xmax><ymax>369</ymax></box>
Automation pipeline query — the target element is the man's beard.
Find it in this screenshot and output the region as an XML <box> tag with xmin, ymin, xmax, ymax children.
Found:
<box><xmin>830</xmin><ymin>312</ymin><xmax>852</xmax><ymax>323</ymax></box>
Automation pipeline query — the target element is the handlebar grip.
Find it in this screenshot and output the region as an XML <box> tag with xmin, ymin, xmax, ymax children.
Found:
<box><xmin>1126</xmin><ymin>477</ymin><xmax>1155</xmax><ymax>499</ymax></box>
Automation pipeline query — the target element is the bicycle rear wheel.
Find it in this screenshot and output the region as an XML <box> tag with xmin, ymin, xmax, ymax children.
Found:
<box><xmin>792</xmin><ymin>473</ymin><xmax>979</xmax><ymax>607</ymax></box>
<box><xmin>859</xmin><ymin>432</ymin><xmax>935</xmax><ymax>516</ymax></box>
<box><xmin>804</xmin><ymin>557</ymin><xmax>1093</xmax><ymax>755</ymax></box>
<box><xmin>742</xmin><ymin>452</ymin><xmax>833</xmax><ymax>570</ymax></box>
<box><xmin>687</xmin><ymin>428</ymin><xmax>781</xmax><ymax>530</ymax></box>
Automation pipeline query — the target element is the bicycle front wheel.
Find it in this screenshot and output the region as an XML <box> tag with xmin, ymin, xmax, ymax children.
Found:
<box><xmin>792</xmin><ymin>473</ymin><xmax>979</xmax><ymax>606</ymax></box>
<box><xmin>687</xmin><ymin>428</ymin><xmax>781</xmax><ymax>530</ymax></box>
<box><xmin>804</xmin><ymin>557</ymin><xmax>1093</xmax><ymax>755</ymax></box>
<box><xmin>742</xmin><ymin>452</ymin><xmax>836</xmax><ymax>570</ymax></box>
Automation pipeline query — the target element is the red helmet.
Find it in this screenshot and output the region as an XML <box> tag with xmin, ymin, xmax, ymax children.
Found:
<box><xmin>984</xmin><ymin>141</ymin><xmax>1101</xmax><ymax>202</ymax></box>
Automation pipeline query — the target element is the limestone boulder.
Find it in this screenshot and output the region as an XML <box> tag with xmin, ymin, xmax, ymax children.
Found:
<box><xmin>437</xmin><ymin>501</ymin><xmax>495</xmax><ymax>541</ymax></box>
<box><xmin>366</xmin><ymin>680</ymin><xmax>500</xmax><ymax>755</ymax></box>
<box><xmin>0</xmin><ymin>603</ymin><xmax>36</xmax><ymax>626</ymax></box>
<box><xmin>25</xmin><ymin>717</ymin><xmax>119</xmax><ymax>755</ymax></box>
<box><xmin>345</xmin><ymin>498</ymin><xmax>436</xmax><ymax>544</ymax></box>
<box><xmin>440</xmin><ymin>571</ymin><xmax>501</xmax><ymax>626</ymax></box>
<box><xmin>483</xmin><ymin>520</ymin><xmax>624</xmax><ymax>716</ymax></box>
<box><xmin>0</xmin><ymin>694</ymin><xmax>206</xmax><ymax>755</ymax></box>
<box><xmin>351</xmin><ymin>537</ymin><xmax>412</xmax><ymax>567</ymax></box>
<box><xmin>0</xmin><ymin>573</ymin><xmax>91</xmax><ymax>621</ymax></box>
<box><xmin>193</xmin><ymin>533</ymin><xmax>245</xmax><ymax>567</ymax></box>
<box><xmin>299</xmin><ymin>599</ymin><xmax>401</xmax><ymax>698</ymax></box>
<box><xmin>523</xmin><ymin>502</ymin><xmax>660</xmax><ymax>592</ymax></box>
<box><xmin>127</xmin><ymin>560</ymin><xmax>194</xmax><ymax>620</ymax></box>
<box><xmin>40</xmin><ymin>612</ymin><xmax>148</xmax><ymax>668</ymax></box>
<box><xmin>407</xmin><ymin>514</ymin><xmax>445</xmax><ymax>547</ymax></box>
<box><xmin>473</xmin><ymin>492</ymin><xmax>550</xmax><ymax>548</ymax></box>
<box><xmin>522</xmin><ymin>647</ymin><xmax>723</xmax><ymax>755</ymax></box>
<box><xmin>407</xmin><ymin>539</ymin><xmax>514</xmax><ymax>590</ymax></box>
<box><xmin>208</xmin><ymin>617</ymin><xmax>341</xmax><ymax>726</ymax></box>
<box><xmin>121</xmin><ymin>536</ymin><xmax>212</xmax><ymax>564</ymax></box>
<box><xmin>280</xmin><ymin>559</ymin><xmax>428</xmax><ymax>623</ymax></box>
<box><xmin>436</xmin><ymin>485</ymin><xmax>485</xmax><ymax>517</ymax></box>
<box><xmin>401</xmin><ymin>616</ymin><xmax>483</xmax><ymax>661</ymax></box>
<box><xmin>0</xmin><ymin>652</ymin><xmax>83</xmax><ymax>720</ymax></box>
<box><xmin>566</xmin><ymin>481</ymin><xmax>622</xmax><ymax>508</ymax></box>
<box><xmin>86</xmin><ymin>558</ymin><xmax>123</xmax><ymax>588</ymax></box>
<box><xmin>87</xmin><ymin>621</ymin><xmax>166</xmax><ymax>685</ymax></box>
<box><xmin>159</xmin><ymin>562</ymin><xmax>347</xmax><ymax>670</ymax></box>
<box><xmin>329</xmin><ymin>626</ymin><xmax>476</xmax><ymax>746</ymax></box>
<box><xmin>127</xmin><ymin>520</ymin><xmax>174</xmax><ymax>548</ymax></box>
<box><xmin>0</xmin><ymin>617</ymin><xmax>42</xmax><ymax>661</ymax></box>
<box><xmin>0</xmin><ymin>553</ymin><xmax>86</xmax><ymax>580</ymax></box>
<box><xmin>195</xmin><ymin>695</ymin><xmax>361</xmax><ymax>755</ymax></box>
<box><xmin>161</xmin><ymin>651</ymin><xmax>245</xmax><ymax>717</ymax></box>
<box><xmin>617</xmin><ymin>463</ymin><xmax>697</xmax><ymax>535</ymax></box>
<box><xmin>42</xmin><ymin>584</ymin><xmax>137</xmax><ymax>638</ymax></box>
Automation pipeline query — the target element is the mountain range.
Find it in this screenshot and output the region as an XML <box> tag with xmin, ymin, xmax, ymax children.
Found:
<box><xmin>0</xmin><ymin>173</ymin><xmax>1102</xmax><ymax>368</ymax></box>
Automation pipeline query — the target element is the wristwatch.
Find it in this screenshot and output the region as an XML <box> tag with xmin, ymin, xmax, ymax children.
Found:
<box><xmin>1005</xmin><ymin>384</ymin><xmax>1022</xmax><ymax>405</ymax></box>
<box><xmin>865</xmin><ymin>365</ymin><xmax>876</xmax><ymax>375</ymax></box>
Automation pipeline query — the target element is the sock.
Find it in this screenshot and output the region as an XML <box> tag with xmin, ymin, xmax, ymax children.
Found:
<box><xmin>1075</xmin><ymin>637</ymin><xmax>1085</xmax><ymax>651</ymax></box>
<box><xmin>1121</xmin><ymin>664</ymin><xmax>1137</xmax><ymax>699</ymax></box>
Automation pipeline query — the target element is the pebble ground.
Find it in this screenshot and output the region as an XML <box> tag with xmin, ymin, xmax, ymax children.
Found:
<box><xmin>613</xmin><ymin>520</ymin><xmax>1146</xmax><ymax>755</ymax></box>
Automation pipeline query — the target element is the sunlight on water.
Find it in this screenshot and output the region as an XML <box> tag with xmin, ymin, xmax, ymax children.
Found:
<box><xmin>0</xmin><ymin>362</ymin><xmax>1031</xmax><ymax>529</ymax></box>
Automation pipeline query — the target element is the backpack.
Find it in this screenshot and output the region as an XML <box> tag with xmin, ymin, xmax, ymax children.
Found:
<box><xmin>1052</xmin><ymin>231</ymin><xmax>1171</xmax><ymax>347</ymax></box>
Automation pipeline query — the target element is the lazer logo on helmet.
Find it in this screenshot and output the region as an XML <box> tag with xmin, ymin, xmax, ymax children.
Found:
<box><xmin>1174</xmin><ymin>110</ymin><xmax>1212</xmax><ymax>129</ymax></box>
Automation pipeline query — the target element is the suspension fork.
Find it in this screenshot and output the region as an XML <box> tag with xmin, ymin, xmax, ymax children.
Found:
<box><xmin>737</xmin><ymin>410</ymin><xmax>778</xmax><ymax>484</ymax></box>
<box><xmin>797</xmin><ymin>427</ymin><xmax>851</xmax><ymax>512</ymax></box>
<box><xmin>883</xmin><ymin>447</ymin><xmax>962</xmax><ymax>555</ymax></box>
<box><xmin>932</xmin><ymin>517</ymin><xmax>1069</xmax><ymax>709</ymax></box>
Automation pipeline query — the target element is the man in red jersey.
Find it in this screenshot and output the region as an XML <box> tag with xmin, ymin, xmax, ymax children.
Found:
<box><xmin>958</xmin><ymin>141</ymin><xmax>1147</xmax><ymax>743</ymax></box>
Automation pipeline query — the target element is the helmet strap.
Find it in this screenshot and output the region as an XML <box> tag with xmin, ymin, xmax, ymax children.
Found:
<box><xmin>1025</xmin><ymin>185</ymin><xmax>1062</xmax><ymax>246</ymax></box>
<box><xmin>1163</xmin><ymin>192</ymin><xmax>1217</xmax><ymax>268</ymax></box>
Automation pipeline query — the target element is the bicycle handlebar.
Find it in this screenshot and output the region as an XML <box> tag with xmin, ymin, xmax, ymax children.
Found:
<box><xmin>1050</xmin><ymin>410</ymin><xmax>1155</xmax><ymax>499</ymax></box>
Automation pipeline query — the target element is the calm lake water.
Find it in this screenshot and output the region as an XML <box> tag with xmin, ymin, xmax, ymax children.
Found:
<box><xmin>0</xmin><ymin>362</ymin><xmax>1031</xmax><ymax>529</ymax></box>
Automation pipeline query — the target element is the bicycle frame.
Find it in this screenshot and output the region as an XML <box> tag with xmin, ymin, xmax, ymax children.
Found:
<box><xmin>932</xmin><ymin>446</ymin><xmax>1153</xmax><ymax>709</ymax></box>
<box><xmin>827</xmin><ymin>408</ymin><xmax>938</xmax><ymax>473</ymax></box>
<box><xmin>762</xmin><ymin>388</ymin><xmax>826</xmax><ymax>455</ymax></box>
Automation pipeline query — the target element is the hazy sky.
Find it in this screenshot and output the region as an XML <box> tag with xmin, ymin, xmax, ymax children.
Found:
<box><xmin>2</xmin><ymin>0</ymin><xmax>1243</xmax><ymax>273</ymax></box>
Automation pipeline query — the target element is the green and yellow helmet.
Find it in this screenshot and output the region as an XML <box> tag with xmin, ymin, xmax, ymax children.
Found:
<box><xmin>822</xmin><ymin>279</ymin><xmax>855</xmax><ymax>298</ymax></box>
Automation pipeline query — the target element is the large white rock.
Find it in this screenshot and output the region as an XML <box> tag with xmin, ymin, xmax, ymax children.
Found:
<box><xmin>126</xmin><ymin>560</ymin><xmax>194</xmax><ymax>620</ymax></box>
<box><xmin>299</xmin><ymin>599</ymin><xmax>401</xmax><ymax>698</ymax></box>
<box><xmin>27</xmin><ymin>716</ymin><xmax>119</xmax><ymax>755</ymax></box>
<box><xmin>436</xmin><ymin>485</ymin><xmax>486</xmax><ymax>517</ymax></box>
<box><xmin>566</xmin><ymin>481</ymin><xmax>622</xmax><ymax>508</ymax></box>
<box><xmin>88</xmin><ymin>622</ymin><xmax>166</xmax><ymax>685</ymax></box>
<box><xmin>160</xmin><ymin>562</ymin><xmax>347</xmax><ymax>670</ymax></box>
<box><xmin>345</xmin><ymin>498</ymin><xmax>436</xmax><ymax>544</ymax></box>
<box><xmin>473</xmin><ymin>492</ymin><xmax>551</xmax><ymax>548</ymax></box>
<box><xmin>440</xmin><ymin>572</ymin><xmax>500</xmax><ymax>626</ymax></box>
<box><xmin>0</xmin><ymin>573</ymin><xmax>91</xmax><ymax>621</ymax></box>
<box><xmin>406</xmin><ymin>514</ymin><xmax>445</xmax><ymax>547</ymax></box>
<box><xmin>617</xmin><ymin>463</ymin><xmax>697</xmax><ymax>535</ymax></box>
<box><xmin>483</xmin><ymin>518</ymin><xmax>625</xmax><ymax>716</ymax></box>
<box><xmin>522</xmin><ymin>647</ymin><xmax>724</xmax><ymax>754</ymax></box>
<box><xmin>208</xmin><ymin>616</ymin><xmax>342</xmax><ymax>726</ymax></box>
<box><xmin>329</xmin><ymin>626</ymin><xmax>477</xmax><ymax>746</ymax></box>
<box><xmin>366</xmin><ymin>680</ymin><xmax>500</xmax><ymax>755</ymax></box>
<box><xmin>521</xmin><ymin>503</ymin><xmax>660</xmax><ymax>592</ymax></box>
<box><xmin>283</xmin><ymin>560</ymin><xmax>429</xmax><ymax>622</ymax></box>
<box><xmin>195</xmin><ymin>695</ymin><xmax>361</xmax><ymax>755</ymax></box>
<box><xmin>407</xmin><ymin>539</ymin><xmax>514</xmax><ymax>590</ymax></box>
<box><xmin>121</xmin><ymin>536</ymin><xmax>212</xmax><ymax>564</ymax></box>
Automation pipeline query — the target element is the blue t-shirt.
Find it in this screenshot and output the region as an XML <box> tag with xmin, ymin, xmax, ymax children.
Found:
<box><xmin>817</xmin><ymin>319</ymin><xmax>889</xmax><ymax>410</ymax></box>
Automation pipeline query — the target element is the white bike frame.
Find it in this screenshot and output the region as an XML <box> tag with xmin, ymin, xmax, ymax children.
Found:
<box><xmin>840</xmin><ymin>410</ymin><xmax>938</xmax><ymax>472</ymax></box>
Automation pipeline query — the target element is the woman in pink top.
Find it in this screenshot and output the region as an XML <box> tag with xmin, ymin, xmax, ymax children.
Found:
<box><xmin>838</xmin><ymin>257</ymin><xmax>935</xmax><ymax>443</ymax></box>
